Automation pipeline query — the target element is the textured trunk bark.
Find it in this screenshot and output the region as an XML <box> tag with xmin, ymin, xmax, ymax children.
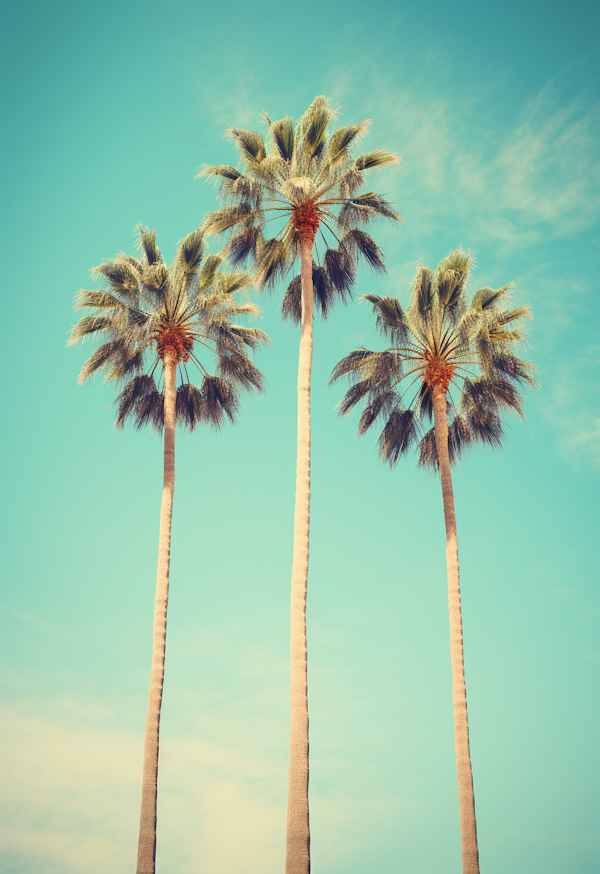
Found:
<box><xmin>136</xmin><ymin>352</ymin><xmax>177</xmax><ymax>874</ymax></box>
<box><xmin>285</xmin><ymin>236</ymin><xmax>314</xmax><ymax>874</ymax></box>
<box><xmin>432</xmin><ymin>391</ymin><xmax>480</xmax><ymax>874</ymax></box>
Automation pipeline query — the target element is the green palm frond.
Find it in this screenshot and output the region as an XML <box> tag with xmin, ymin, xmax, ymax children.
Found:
<box><xmin>268</xmin><ymin>116</ymin><xmax>295</xmax><ymax>161</ymax></box>
<box><xmin>327</xmin><ymin>122</ymin><xmax>368</xmax><ymax>164</ymax></box>
<box><xmin>354</xmin><ymin>150</ymin><xmax>398</xmax><ymax>171</ymax></box>
<box><xmin>78</xmin><ymin>339</ymin><xmax>130</xmax><ymax>383</ymax></box>
<box><xmin>75</xmin><ymin>289</ymin><xmax>122</xmax><ymax>310</ymax></box>
<box><xmin>202</xmin><ymin>204</ymin><xmax>254</xmax><ymax>237</ymax></box>
<box><xmin>226</xmin><ymin>127</ymin><xmax>267</xmax><ymax>162</ymax></box>
<box><xmin>176</xmin><ymin>228</ymin><xmax>206</xmax><ymax>274</ymax></box>
<box><xmin>136</xmin><ymin>226</ymin><xmax>163</xmax><ymax>265</ymax></box>
<box><xmin>68</xmin><ymin>315</ymin><xmax>116</xmax><ymax>344</ymax></box>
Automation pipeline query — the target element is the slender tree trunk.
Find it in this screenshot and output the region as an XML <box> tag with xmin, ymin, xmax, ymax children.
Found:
<box><xmin>136</xmin><ymin>352</ymin><xmax>177</xmax><ymax>874</ymax></box>
<box><xmin>285</xmin><ymin>236</ymin><xmax>314</xmax><ymax>874</ymax></box>
<box><xmin>432</xmin><ymin>390</ymin><xmax>480</xmax><ymax>874</ymax></box>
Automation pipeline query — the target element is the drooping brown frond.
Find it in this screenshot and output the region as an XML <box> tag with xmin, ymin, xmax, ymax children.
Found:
<box><xmin>281</xmin><ymin>274</ymin><xmax>302</xmax><ymax>324</ymax></box>
<box><xmin>358</xmin><ymin>390</ymin><xmax>397</xmax><ymax>434</ymax></box>
<box><xmin>324</xmin><ymin>246</ymin><xmax>355</xmax><ymax>292</ymax></box>
<box><xmin>364</xmin><ymin>294</ymin><xmax>410</xmax><ymax>344</ymax></box>
<box><xmin>378</xmin><ymin>409</ymin><xmax>418</xmax><ymax>465</ymax></box>
<box><xmin>218</xmin><ymin>350</ymin><xmax>265</xmax><ymax>392</ymax></box>
<box><xmin>329</xmin><ymin>349</ymin><xmax>374</xmax><ymax>383</ymax></box>
<box><xmin>338</xmin><ymin>379</ymin><xmax>372</xmax><ymax>414</ymax></box>
<box><xmin>341</xmin><ymin>229</ymin><xmax>386</xmax><ymax>273</ymax></box>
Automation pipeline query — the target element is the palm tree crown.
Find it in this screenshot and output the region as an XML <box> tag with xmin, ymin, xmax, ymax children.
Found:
<box><xmin>199</xmin><ymin>94</ymin><xmax>401</xmax><ymax>305</ymax></box>
<box><xmin>69</xmin><ymin>224</ymin><xmax>269</xmax><ymax>424</ymax></box>
<box><xmin>331</xmin><ymin>249</ymin><xmax>537</xmax><ymax>463</ymax></box>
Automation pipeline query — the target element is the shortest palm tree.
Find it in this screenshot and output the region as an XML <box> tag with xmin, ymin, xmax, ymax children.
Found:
<box><xmin>69</xmin><ymin>225</ymin><xmax>269</xmax><ymax>874</ymax></box>
<box><xmin>330</xmin><ymin>249</ymin><xmax>536</xmax><ymax>874</ymax></box>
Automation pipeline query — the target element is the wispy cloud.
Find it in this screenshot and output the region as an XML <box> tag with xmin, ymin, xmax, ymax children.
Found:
<box><xmin>543</xmin><ymin>343</ymin><xmax>600</xmax><ymax>467</ymax></box>
<box><xmin>322</xmin><ymin>62</ymin><xmax>600</xmax><ymax>246</ymax></box>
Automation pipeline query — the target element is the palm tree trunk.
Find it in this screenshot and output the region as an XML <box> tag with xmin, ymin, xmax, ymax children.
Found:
<box><xmin>136</xmin><ymin>351</ymin><xmax>177</xmax><ymax>874</ymax></box>
<box><xmin>285</xmin><ymin>236</ymin><xmax>314</xmax><ymax>874</ymax></box>
<box><xmin>432</xmin><ymin>390</ymin><xmax>480</xmax><ymax>874</ymax></box>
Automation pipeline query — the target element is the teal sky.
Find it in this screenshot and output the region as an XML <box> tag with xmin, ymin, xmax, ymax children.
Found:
<box><xmin>1</xmin><ymin>0</ymin><xmax>599</xmax><ymax>872</ymax></box>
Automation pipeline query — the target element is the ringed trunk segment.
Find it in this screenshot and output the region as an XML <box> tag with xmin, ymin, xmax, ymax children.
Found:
<box><xmin>285</xmin><ymin>234</ymin><xmax>314</xmax><ymax>874</ymax></box>
<box><xmin>136</xmin><ymin>352</ymin><xmax>177</xmax><ymax>874</ymax></box>
<box><xmin>432</xmin><ymin>390</ymin><xmax>480</xmax><ymax>874</ymax></box>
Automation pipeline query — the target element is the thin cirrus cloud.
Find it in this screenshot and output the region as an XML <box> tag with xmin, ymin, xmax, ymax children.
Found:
<box><xmin>321</xmin><ymin>63</ymin><xmax>600</xmax><ymax>245</ymax></box>
<box><xmin>543</xmin><ymin>343</ymin><xmax>600</xmax><ymax>468</ymax></box>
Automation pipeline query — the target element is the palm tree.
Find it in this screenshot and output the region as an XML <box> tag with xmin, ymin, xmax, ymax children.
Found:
<box><xmin>69</xmin><ymin>226</ymin><xmax>269</xmax><ymax>874</ymax></box>
<box><xmin>331</xmin><ymin>249</ymin><xmax>536</xmax><ymax>874</ymax></box>
<box><xmin>199</xmin><ymin>96</ymin><xmax>401</xmax><ymax>874</ymax></box>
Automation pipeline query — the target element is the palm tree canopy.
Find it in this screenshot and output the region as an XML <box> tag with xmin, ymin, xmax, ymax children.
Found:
<box><xmin>69</xmin><ymin>225</ymin><xmax>270</xmax><ymax>429</ymax></box>
<box><xmin>330</xmin><ymin>249</ymin><xmax>537</xmax><ymax>468</ymax></box>
<box><xmin>199</xmin><ymin>95</ymin><xmax>402</xmax><ymax>319</ymax></box>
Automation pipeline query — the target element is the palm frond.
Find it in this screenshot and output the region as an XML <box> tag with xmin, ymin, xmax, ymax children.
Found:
<box><xmin>327</xmin><ymin>122</ymin><xmax>368</xmax><ymax>164</ymax></box>
<box><xmin>69</xmin><ymin>315</ymin><xmax>115</xmax><ymax>345</ymax></box>
<box><xmin>417</xmin><ymin>415</ymin><xmax>472</xmax><ymax>470</ymax></box>
<box><xmin>78</xmin><ymin>339</ymin><xmax>129</xmax><ymax>383</ymax></box>
<box><xmin>196</xmin><ymin>163</ymin><xmax>241</xmax><ymax>182</ymax></box>
<box><xmin>199</xmin><ymin>375</ymin><xmax>240</xmax><ymax>426</ymax></box>
<box><xmin>269</xmin><ymin>116</ymin><xmax>295</xmax><ymax>160</ymax></box>
<box><xmin>281</xmin><ymin>274</ymin><xmax>302</xmax><ymax>324</ymax></box>
<box><xmin>436</xmin><ymin>249</ymin><xmax>472</xmax><ymax>315</ymax></box>
<box><xmin>465</xmin><ymin>405</ymin><xmax>504</xmax><ymax>448</ymax></box>
<box><xmin>136</xmin><ymin>226</ymin><xmax>163</xmax><ymax>265</ymax></box>
<box><xmin>378</xmin><ymin>409</ymin><xmax>418</xmax><ymax>465</ymax></box>
<box><xmin>411</xmin><ymin>381</ymin><xmax>432</xmax><ymax>423</ymax></box>
<box><xmin>338</xmin><ymin>193</ymin><xmax>400</xmax><ymax>228</ymax></box>
<box><xmin>224</xmin><ymin>226</ymin><xmax>262</xmax><ymax>267</ymax></box>
<box><xmin>115</xmin><ymin>374</ymin><xmax>157</xmax><ymax>428</ymax></box>
<box><xmin>218</xmin><ymin>350</ymin><xmax>265</xmax><ymax>392</ymax></box>
<box><xmin>338</xmin><ymin>379</ymin><xmax>372</xmax><ymax>414</ymax></box>
<box><xmin>341</xmin><ymin>229</ymin><xmax>385</xmax><ymax>273</ymax></box>
<box><xmin>363</xmin><ymin>294</ymin><xmax>410</xmax><ymax>344</ymax></box>
<box><xmin>226</xmin><ymin>127</ymin><xmax>267</xmax><ymax>162</ymax></box>
<box><xmin>358</xmin><ymin>390</ymin><xmax>397</xmax><ymax>434</ymax></box>
<box><xmin>485</xmin><ymin>348</ymin><xmax>538</xmax><ymax>387</ymax></box>
<box><xmin>354</xmin><ymin>150</ymin><xmax>398</xmax><ymax>171</ymax></box>
<box><xmin>75</xmin><ymin>289</ymin><xmax>122</xmax><ymax>311</ymax></box>
<box><xmin>176</xmin><ymin>228</ymin><xmax>206</xmax><ymax>274</ymax></box>
<box><xmin>202</xmin><ymin>204</ymin><xmax>254</xmax><ymax>237</ymax></box>
<box><xmin>255</xmin><ymin>238</ymin><xmax>290</xmax><ymax>289</ymax></box>
<box><xmin>329</xmin><ymin>349</ymin><xmax>374</xmax><ymax>383</ymax></box>
<box><xmin>324</xmin><ymin>246</ymin><xmax>355</xmax><ymax>292</ymax></box>
<box><xmin>412</xmin><ymin>266</ymin><xmax>435</xmax><ymax>319</ymax></box>
<box><xmin>93</xmin><ymin>259</ymin><xmax>140</xmax><ymax>296</ymax></box>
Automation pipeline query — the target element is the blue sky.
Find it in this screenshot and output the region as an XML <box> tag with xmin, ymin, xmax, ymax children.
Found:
<box><xmin>1</xmin><ymin>1</ymin><xmax>599</xmax><ymax>872</ymax></box>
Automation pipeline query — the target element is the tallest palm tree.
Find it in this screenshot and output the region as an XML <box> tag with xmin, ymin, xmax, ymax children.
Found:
<box><xmin>200</xmin><ymin>96</ymin><xmax>401</xmax><ymax>873</ymax></box>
